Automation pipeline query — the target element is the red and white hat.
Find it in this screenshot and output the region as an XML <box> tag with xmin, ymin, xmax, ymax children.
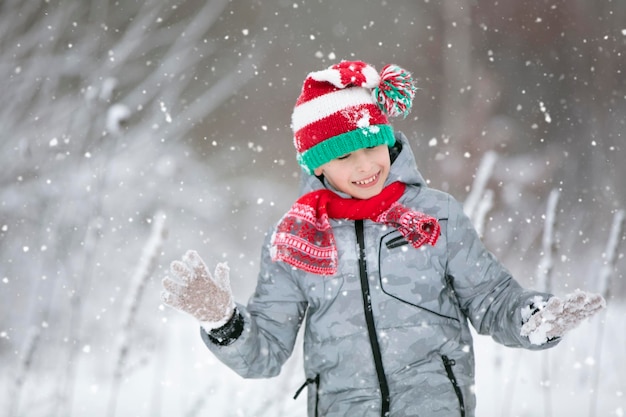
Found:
<box><xmin>292</xmin><ymin>60</ymin><xmax>416</xmax><ymax>174</ymax></box>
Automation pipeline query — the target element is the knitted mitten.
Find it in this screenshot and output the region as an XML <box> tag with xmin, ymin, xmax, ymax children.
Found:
<box><xmin>521</xmin><ymin>290</ymin><xmax>605</xmax><ymax>345</ymax></box>
<box><xmin>162</xmin><ymin>250</ymin><xmax>235</xmax><ymax>330</ymax></box>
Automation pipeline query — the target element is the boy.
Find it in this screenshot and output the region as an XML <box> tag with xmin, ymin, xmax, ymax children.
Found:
<box><xmin>161</xmin><ymin>60</ymin><xmax>605</xmax><ymax>416</ymax></box>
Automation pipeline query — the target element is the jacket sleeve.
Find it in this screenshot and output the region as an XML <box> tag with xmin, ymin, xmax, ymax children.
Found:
<box><xmin>444</xmin><ymin>195</ymin><xmax>558</xmax><ymax>350</ymax></box>
<box><xmin>200</xmin><ymin>231</ymin><xmax>308</xmax><ymax>378</ymax></box>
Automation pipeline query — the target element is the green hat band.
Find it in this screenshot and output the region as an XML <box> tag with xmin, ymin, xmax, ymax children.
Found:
<box><xmin>297</xmin><ymin>124</ymin><xmax>395</xmax><ymax>174</ymax></box>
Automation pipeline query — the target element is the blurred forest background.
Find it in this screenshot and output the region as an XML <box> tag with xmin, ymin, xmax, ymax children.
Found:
<box><xmin>1</xmin><ymin>0</ymin><xmax>624</xmax><ymax>416</ymax></box>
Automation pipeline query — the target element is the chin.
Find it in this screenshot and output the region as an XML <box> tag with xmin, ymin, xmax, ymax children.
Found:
<box><xmin>352</xmin><ymin>185</ymin><xmax>384</xmax><ymax>200</ymax></box>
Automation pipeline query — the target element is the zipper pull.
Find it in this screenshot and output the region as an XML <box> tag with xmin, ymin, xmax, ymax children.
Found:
<box><xmin>293</xmin><ymin>376</ymin><xmax>318</xmax><ymax>399</ymax></box>
<box><xmin>442</xmin><ymin>355</ymin><xmax>456</xmax><ymax>367</ymax></box>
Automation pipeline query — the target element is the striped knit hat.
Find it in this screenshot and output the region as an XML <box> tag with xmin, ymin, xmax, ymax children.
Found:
<box><xmin>292</xmin><ymin>60</ymin><xmax>416</xmax><ymax>174</ymax></box>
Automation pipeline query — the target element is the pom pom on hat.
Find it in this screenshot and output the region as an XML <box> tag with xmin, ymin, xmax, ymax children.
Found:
<box><xmin>374</xmin><ymin>64</ymin><xmax>417</xmax><ymax>118</ymax></box>
<box><xmin>292</xmin><ymin>60</ymin><xmax>416</xmax><ymax>174</ymax></box>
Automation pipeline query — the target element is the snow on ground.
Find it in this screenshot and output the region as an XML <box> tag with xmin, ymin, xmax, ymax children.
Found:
<box><xmin>2</xmin><ymin>302</ymin><xmax>623</xmax><ymax>416</ymax></box>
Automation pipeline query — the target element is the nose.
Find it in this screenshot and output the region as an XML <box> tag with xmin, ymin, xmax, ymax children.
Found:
<box><xmin>353</xmin><ymin>150</ymin><xmax>370</xmax><ymax>172</ymax></box>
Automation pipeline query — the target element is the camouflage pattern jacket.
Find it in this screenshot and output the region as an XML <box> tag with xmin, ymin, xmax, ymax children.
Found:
<box><xmin>201</xmin><ymin>132</ymin><xmax>556</xmax><ymax>417</ymax></box>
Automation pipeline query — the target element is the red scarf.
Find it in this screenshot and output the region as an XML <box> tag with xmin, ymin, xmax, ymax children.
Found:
<box><xmin>270</xmin><ymin>182</ymin><xmax>440</xmax><ymax>275</ymax></box>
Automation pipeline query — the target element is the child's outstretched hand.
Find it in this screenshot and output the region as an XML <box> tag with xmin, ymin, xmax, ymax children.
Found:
<box><xmin>161</xmin><ymin>250</ymin><xmax>235</xmax><ymax>330</ymax></box>
<box><xmin>521</xmin><ymin>290</ymin><xmax>606</xmax><ymax>346</ymax></box>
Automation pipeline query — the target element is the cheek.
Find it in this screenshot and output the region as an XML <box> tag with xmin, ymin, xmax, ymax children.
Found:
<box><xmin>328</xmin><ymin>164</ymin><xmax>349</xmax><ymax>178</ymax></box>
<box><xmin>376</xmin><ymin>158</ymin><xmax>390</xmax><ymax>173</ymax></box>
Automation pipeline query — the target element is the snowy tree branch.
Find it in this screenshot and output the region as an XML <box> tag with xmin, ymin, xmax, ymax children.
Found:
<box><xmin>598</xmin><ymin>209</ymin><xmax>625</xmax><ymax>299</ymax></box>
<box><xmin>536</xmin><ymin>189</ymin><xmax>560</xmax><ymax>293</ymax></box>
<box><xmin>5</xmin><ymin>326</ymin><xmax>41</xmax><ymax>417</ymax></box>
<box><xmin>464</xmin><ymin>151</ymin><xmax>497</xmax><ymax>223</ymax></box>
<box><xmin>108</xmin><ymin>212</ymin><xmax>167</xmax><ymax>417</ymax></box>
<box><xmin>474</xmin><ymin>189</ymin><xmax>494</xmax><ymax>238</ymax></box>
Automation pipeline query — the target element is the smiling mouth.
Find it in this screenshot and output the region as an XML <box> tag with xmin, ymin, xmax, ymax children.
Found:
<box><xmin>353</xmin><ymin>172</ymin><xmax>380</xmax><ymax>186</ymax></box>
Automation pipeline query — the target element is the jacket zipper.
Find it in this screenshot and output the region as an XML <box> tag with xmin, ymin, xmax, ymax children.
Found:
<box><xmin>442</xmin><ymin>355</ymin><xmax>466</xmax><ymax>417</ymax></box>
<box><xmin>293</xmin><ymin>375</ymin><xmax>320</xmax><ymax>417</ymax></box>
<box><xmin>356</xmin><ymin>220</ymin><xmax>391</xmax><ymax>417</ymax></box>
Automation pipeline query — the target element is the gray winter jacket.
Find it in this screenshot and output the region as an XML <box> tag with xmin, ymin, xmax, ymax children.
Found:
<box><xmin>201</xmin><ymin>132</ymin><xmax>556</xmax><ymax>417</ymax></box>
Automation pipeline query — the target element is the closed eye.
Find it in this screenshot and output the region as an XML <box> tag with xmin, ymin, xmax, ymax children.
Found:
<box><xmin>336</xmin><ymin>153</ymin><xmax>351</xmax><ymax>160</ymax></box>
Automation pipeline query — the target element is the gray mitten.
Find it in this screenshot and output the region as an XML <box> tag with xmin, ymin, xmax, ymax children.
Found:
<box><xmin>520</xmin><ymin>290</ymin><xmax>606</xmax><ymax>345</ymax></box>
<box><xmin>161</xmin><ymin>250</ymin><xmax>235</xmax><ymax>330</ymax></box>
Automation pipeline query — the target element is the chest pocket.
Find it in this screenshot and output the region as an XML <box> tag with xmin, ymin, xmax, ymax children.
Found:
<box><xmin>378</xmin><ymin>229</ymin><xmax>458</xmax><ymax>321</ymax></box>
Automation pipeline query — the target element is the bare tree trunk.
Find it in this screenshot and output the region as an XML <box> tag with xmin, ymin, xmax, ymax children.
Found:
<box><xmin>536</xmin><ymin>189</ymin><xmax>561</xmax><ymax>417</ymax></box>
<box><xmin>588</xmin><ymin>210</ymin><xmax>625</xmax><ymax>417</ymax></box>
<box><xmin>464</xmin><ymin>151</ymin><xmax>497</xmax><ymax>222</ymax></box>
<box><xmin>536</xmin><ymin>189</ymin><xmax>560</xmax><ymax>294</ymax></box>
<box><xmin>474</xmin><ymin>189</ymin><xmax>494</xmax><ymax>239</ymax></box>
<box><xmin>5</xmin><ymin>327</ymin><xmax>40</xmax><ymax>417</ymax></box>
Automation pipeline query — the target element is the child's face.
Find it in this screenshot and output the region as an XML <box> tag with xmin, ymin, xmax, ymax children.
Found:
<box><xmin>314</xmin><ymin>145</ymin><xmax>391</xmax><ymax>199</ymax></box>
